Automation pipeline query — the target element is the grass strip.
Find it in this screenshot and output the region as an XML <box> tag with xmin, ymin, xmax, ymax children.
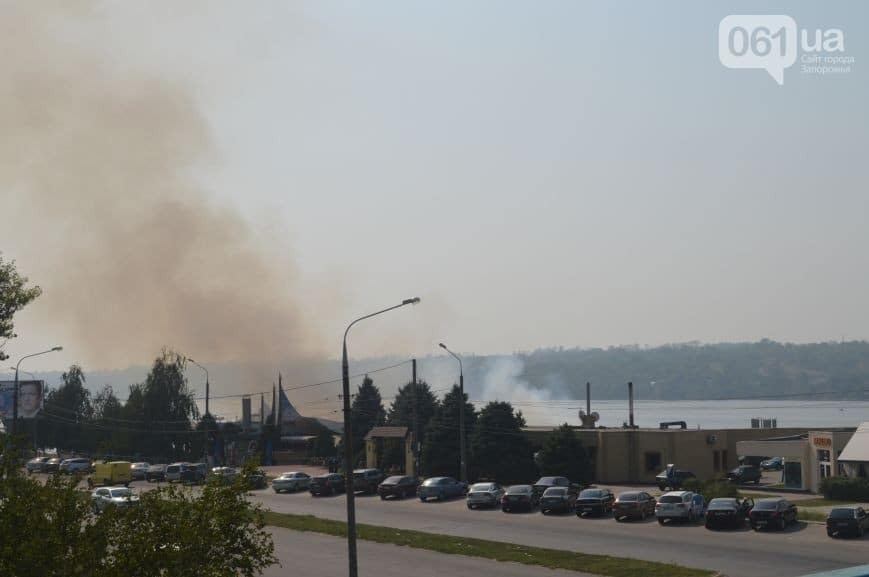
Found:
<box><xmin>798</xmin><ymin>509</ymin><xmax>829</xmax><ymax>523</ymax></box>
<box><xmin>795</xmin><ymin>497</ymin><xmax>869</xmax><ymax>508</ymax></box>
<box><xmin>263</xmin><ymin>511</ymin><xmax>715</xmax><ymax>577</ymax></box>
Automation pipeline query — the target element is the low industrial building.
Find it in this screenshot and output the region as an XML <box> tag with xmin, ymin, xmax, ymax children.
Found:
<box><xmin>525</xmin><ymin>425</ymin><xmax>853</xmax><ymax>488</ymax></box>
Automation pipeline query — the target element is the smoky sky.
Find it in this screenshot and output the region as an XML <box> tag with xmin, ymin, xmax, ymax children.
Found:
<box><xmin>0</xmin><ymin>2</ymin><xmax>323</xmax><ymax>369</ymax></box>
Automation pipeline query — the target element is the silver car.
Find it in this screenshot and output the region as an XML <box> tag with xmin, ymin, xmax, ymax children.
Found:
<box><xmin>59</xmin><ymin>458</ymin><xmax>92</xmax><ymax>474</ymax></box>
<box><xmin>272</xmin><ymin>471</ymin><xmax>311</xmax><ymax>493</ymax></box>
<box><xmin>26</xmin><ymin>457</ymin><xmax>51</xmax><ymax>474</ymax></box>
<box><xmin>467</xmin><ymin>482</ymin><xmax>504</xmax><ymax>509</ymax></box>
<box><xmin>91</xmin><ymin>486</ymin><xmax>139</xmax><ymax>513</ymax></box>
<box><xmin>130</xmin><ymin>462</ymin><xmax>151</xmax><ymax>481</ymax></box>
<box><xmin>655</xmin><ymin>491</ymin><xmax>698</xmax><ymax>524</ymax></box>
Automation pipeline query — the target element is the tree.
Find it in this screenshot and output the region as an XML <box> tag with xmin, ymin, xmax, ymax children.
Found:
<box><xmin>43</xmin><ymin>365</ymin><xmax>94</xmax><ymax>451</ymax></box>
<box><xmin>420</xmin><ymin>384</ymin><xmax>477</xmax><ymax>478</ymax></box>
<box><xmin>347</xmin><ymin>375</ymin><xmax>385</xmax><ymax>463</ymax></box>
<box><xmin>537</xmin><ymin>423</ymin><xmax>593</xmax><ymax>484</ymax></box>
<box><xmin>471</xmin><ymin>401</ymin><xmax>536</xmax><ymax>483</ymax></box>
<box><xmin>0</xmin><ymin>436</ymin><xmax>277</xmax><ymax>577</ymax></box>
<box><xmin>123</xmin><ymin>349</ymin><xmax>199</xmax><ymax>460</ymax></box>
<box><xmin>0</xmin><ymin>255</ymin><xmax>42</xmax><ymax>360</ymax></box>
<box><xmin>310</xmin><ymin>428</ymin><xmax>336</xmax><ymax>459</ymax></box>
<box><xmin>387</xmin><ymin>379</ymin><xmax>439</xmax><ymax>436</ymax></box>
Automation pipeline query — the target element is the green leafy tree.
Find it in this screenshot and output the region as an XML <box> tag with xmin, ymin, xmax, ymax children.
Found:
<box><xmin>537</xmin><ymin>423</ymin><xmax>593</xmax><ymax>484</ymax></box>
<box><xmin>420</xmin><ymin>384</ymin><xmax>477</xmax><ymax>478</ymax></box>
<box><xmin>0</xmin><ymin>437</ymin><xmax>277</xmax><ymax>577</ymax></box>
<box><xmin>310</xmin><ymin>428</ymin><xmax>337</xmax><ymax>459</ymax></box>
<box><xmin>43</xmin><ymin>365</ymin><xmax>94</xmax><ymax>452</ymax></box>
<box><xmin>122</xmin><ymin>350</ymin><xmax>199</xmax><ymax>460</ymax></box>
<box><xmin>471</xmin><ymin>401</ymin><xmax>537</xmax><ymax>483</ymax></box>
<box><xmin>0</xmin><ymin>254</ymin><xmax>42</xmax><ymax>361</ymax></box>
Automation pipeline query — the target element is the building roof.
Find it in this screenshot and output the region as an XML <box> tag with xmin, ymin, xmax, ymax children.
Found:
<box><xmin>837</xmin><ymin>422</ymin><xmax>869</xmax><ymax>462</ymax></box>
<box><xmin>364</xmin><ymin>426</ymin><xmax>409</xmax><ymax>440</ymax></box>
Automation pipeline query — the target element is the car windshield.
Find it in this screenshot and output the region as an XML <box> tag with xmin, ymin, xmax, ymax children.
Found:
<box><xmin>507</xmin><ymin>485</ymin><xmax>532</xmax><ymax>494</ymax></box>
<box><xmin>579</xmin><ymin>490</ymin><xmax>603</xmax><ymax>498</ymax></box>
<box><xmin>535</xmin><ymin>477</ymin><xmax>559</xmax><ymax>485</ymax></box>
<box><xmin>754</xmin><ymin>500</ymin><xmax>780</xmax><ymax>510</ymax></box>
<box><xmin>422</xmin><ymin>478</ymin><xmax>442</xmax><ymax>486</ymax></box>
<box><xmin>383</xmin><ymin>476</ymin><xmax>405</xmax><ymax>484</ymax></box>
<box><xmin>471</xmin><ymin>483</ymin><xmax>495</xmax><ymax>492</ymax></box>
<box><xmin>708</xmin><ymin>499</ymin><xmax>737</xmax><ymax>509</ymax></box>
<box><xmin>660</xmin><ymin>495</ymin><xmax>683</xmax><ymax>503</ymax></box>
<box><xmin>829</xmin><ymin>508</ymin><xmax>855</xmax><ymax>519</ymax></box>
<box><xmin>617</xmin><ymin>492</ymin><xmax>639</xmax><ymax>501</ymax></box>
<box><xmin>543</xmin><ymin>487</ymin><xmax>567</xmax><ymax>496</ymax></box>
<box><xmin>109</xmin><ymin>488</ymin><xmax>132</xmax><ymax>498</ymax></box>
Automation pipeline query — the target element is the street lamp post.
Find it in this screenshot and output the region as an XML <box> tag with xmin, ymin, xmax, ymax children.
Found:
<box><xmin>11</xmin><ymin>346</ymin><xmax>62</xmax><ymax>437</ymax></box>
<box><xmin>342</xmin><ymin>297</ymin><xmax>420</xmax><ymax>577</ymax></box>
<box><xmin>187</xmin><ymin>358</ymin><xmax>211</xmax><ymax>463</ymax></box>
<box><xmin>438</xmin><ymin>342</ymin><xmax>466</xmax><ymax>484</ymax></box>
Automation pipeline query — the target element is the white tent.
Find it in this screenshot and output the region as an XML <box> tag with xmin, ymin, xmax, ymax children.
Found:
<box><xmin>837</xmin><ymin>422</ymin><xmax>869</xmax><ymax>478</ymax></box>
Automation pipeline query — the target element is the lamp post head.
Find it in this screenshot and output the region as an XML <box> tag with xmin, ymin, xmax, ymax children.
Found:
<box><xmin>439</xmin><ymin>343</ymin><xmax>447</xmax><ymax>349</ymax></box>
<box><xmin>52</xmin><ymin>346</ymin><xmax>63</xmax><ymax>352</ymax></box>
<box><xmin>402</xmin><ymin>297</ymin><xmax>421</xmax><ymax>306</ymax></box>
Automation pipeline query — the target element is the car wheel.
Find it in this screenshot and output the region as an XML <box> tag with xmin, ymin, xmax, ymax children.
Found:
<box><xmin>381</xmin><ymin>495</ymin><xmax>387</xmax><ymax>500</ymax></box>
<box><xmin>467</xmin><ymin>503</ymin><xmax>473</xmax><ymax>509</ymax></box>
<box><xmin>419</xmin><ymin>497</ymin><xmax>426</xmax><ymax>502</ymax></box>
<box><xmin>827</xmin><ymin>530</ymin><xmax>835</xmax><ymax>537</ymax></box>
<box><xmin>779</xmin><ymin>518</ymin><xmax>786</xmax><ymax>531</ymax></box>
<box><xmin>640</xmin><ymin>509</ymin><xmax>647</xmax><ymax>520</ymax></box>
<box><xmin>615</xmin><ymin>515</ymin><xmax>622</xmax><ymax>522</ymax></box>
<box><xmin>858</xmin><ymin>526</ymin><xmax>865</xmax><ymax>538</ymax></box>
<box><xmin>541</xmin><ymin>509</ymin><xmax>548</xmax><ymax>515</ymax></box>
<box><xmin>657</xmin><ymin>518</ymin><xmax>665</xmax><ymax>525</ymax></box>
<box><xmin>438</xmin><ymin>490</ymin><xmax>445</xmax><ymax>501</ymax></box>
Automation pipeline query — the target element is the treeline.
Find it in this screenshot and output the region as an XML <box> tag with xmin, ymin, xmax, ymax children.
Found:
<box><xmin>514</xmin><ymin>339</ymin><xmax>869</xmax><ymax>400</ymax></box>
<box><xmin>26</xmin><ymin>349</ymin><xmax>222</xmax><ymax>462</ymax></box>
<box><xmin>339</xmin><ymin>376</ymin><xmax>592</xmax><ymax>484</ymax></box>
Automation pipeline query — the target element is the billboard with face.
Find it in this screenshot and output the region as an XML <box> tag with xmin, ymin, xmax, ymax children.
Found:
<box><xmin>0</xmin><ymin>380</ymin><xmax>44</xmax><ymax>420</ymax></box>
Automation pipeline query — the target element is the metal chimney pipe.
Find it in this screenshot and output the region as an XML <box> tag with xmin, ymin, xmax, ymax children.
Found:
<box><xmin>628</xmin><ymin>381</ymin><xmax>635</xmax><ymax>428</ymax></box>
<box><xmin>586</xmin><ymin>382</ymin><xmax>591</xmax><ymax>417</ymax></box>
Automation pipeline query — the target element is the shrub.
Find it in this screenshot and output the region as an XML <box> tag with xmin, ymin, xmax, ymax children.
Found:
<box><xmin>820</xmin><ymin>476</ymin><xmax>869</xmax><ymax>501</ymax></box>
<box><xmin>682</xmin><ymin>479</ymin><xmax>739</xmax><ymax>500</ymax></box>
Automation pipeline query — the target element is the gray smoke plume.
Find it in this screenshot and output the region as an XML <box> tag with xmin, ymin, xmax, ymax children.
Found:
<box><xmin>0</xmin><ymin>2</ymin><xmax>323</xmax><ymax>369</ymax></box>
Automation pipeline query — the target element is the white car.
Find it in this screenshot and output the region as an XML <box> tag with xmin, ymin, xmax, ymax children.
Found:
<box><xmin>467</xmin><ymin>482</ymin><xmax>505</xmax><ymax>509</ymax></box>
<box><xmin>655</xmin><ymin>490</ymin><xmax>697</xmax><ymax>524</ymax></box>
<box><xmin>272</xmin><ymin>471</ymin><xmax>312</xmax><ymax>493</ymax></box>
<box><xmin>91</xmin><ymin>486</ymin><xmax>139</xmax><ymax>513</ymax></box>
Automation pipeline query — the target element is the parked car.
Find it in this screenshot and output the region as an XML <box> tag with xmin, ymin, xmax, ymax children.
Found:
<box><xmin>353</xmin><ymin>468</ymin><xmax>385</xmax><ymax>494</ymax></box>
<box><xmin>130</xmin><ymin>462</ymin><xmax>151</xmax><ymax>481</ymax></box>
<box><xmin>760</xmin><ymin>457</ymin><xmax>784</xmax><ymax>471</ymax></box>
<box><xmin>87</xmin><ymin>461</ymin><xmax>132</xmax><ymax>488</ymax></box>
<box><xmin>310</xmin><ymin>473</ymin><xmax>345</xmax><ymax>496</ymax></box>
<box><xmin>60</xmin><ymin>457</ymin><xmax>93</xmax><ymax>474</ymax></box>
<box><xmin>749</xmin><ymin>498</ymin><xmax>798</xmax><ymax>531</ymax></box>
<box><xmin>655</xmin><ymin>491</ymin><xmax>698</xmax><ymax>524</ymax></box>
<box><xmin>705</xmin><ymin>497</ymin><xmax>753</xmax><ymax>529</ymax></box>
<box><xmin>25</xmin><ymin>456</ymin><xmax>51</xmax><ymax>474</ymax></box>
<box><xmin>532</xmin><ymin>476</ymin><xmax>573</xmax><ymax>500</ymax></box>
<box><xmin>272</xmin><ymin>471</ymin><xmax>311</xmax><ymax>493</ymax></box>
<box><xmin>91</xmin><ymin>486</ymin><xmax>139</xmax><ymax>513</ymax></box>
<box><xmin>727</xmin><ymin>465</ymin><xmax>762</xmax><ymax>484</ymax></box>
<box><xmin>826</xmin><ymin>507</ymin><xmax>869</xmax><ymax>538</ymax></box>
<box><xmin>245</xmin><ymin>468</ymin><xmax>268</xmax><ymax>490</ymax></box>
<box><xmin>180</xmin><ymin>462</ymin><xmax>208</xmax><ymax>484</ymax></box>
<box><xmin>656</xmin><ymin>465</ymin><xmax>696</xmax><ymax>490</ymax></box>
<box><xmin>576</xmin><ymin>488</ymin><xmax>616</xmax><ymax>517</ymax></box>
<box><xmin>501</xmin><ymin>484</ymin><xmax>537</xmax><ymax>512</ymax></box>
<box><xmin>145</xmin><ymin>464</ymin><xmax>167</xmax><ymax>482</ymax></box>
<box><xmin>613</xmin><ymin>491</ymin><xmax>657</xmax><ymax>521</ymax></box>
<box><xmin>467</xmin><ymin>482</ymin><xmax>505</xmax><ymax>509</ymax></box>
<box><xmin>164</xmin><ymin>462</ymin><xmax>188</xmax><ymax>483</ymax></box>
<box><xmin>377</xmin><ymin>475</ymin><xmax>418</xmax><ymax>500</ymax></box>
<box><xmin>540</xmin><ymin>486</ymin><xmax>577</xmax><ymax>514</ymax></box>
<box><xmin>43</xmin><ymin>457</ymin><xmax>63</xmax><ymax>474</ymax></box>
<box><xmin>210</xmin><ymin>466</ymin><xmax>239</xmax><ymax>485</ymax></box>
<box><xmin>418</xmin><ymin>477</ymin><xmax>467</xmax><ymax>502</ymax></box>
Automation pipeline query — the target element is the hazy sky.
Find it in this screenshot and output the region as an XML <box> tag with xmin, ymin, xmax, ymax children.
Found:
<box><xmin>3</xmin><ymin>1</ymin><xmax>868</xmax><ymax>372</ymax></box>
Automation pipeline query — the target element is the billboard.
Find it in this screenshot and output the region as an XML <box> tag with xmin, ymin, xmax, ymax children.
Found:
<box><xmin>0</xmin><ymin>380</ymin><xmax>44</xmax><ymax>420</ymax></box>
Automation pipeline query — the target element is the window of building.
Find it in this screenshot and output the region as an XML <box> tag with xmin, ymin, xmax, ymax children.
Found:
<box><xmin>713</xmin><ymin>450</ymin><xmax>720</xmax><ymax>472</ymax></box>
<box><xmin>644</xmin><ymin>452</ymin><xmax>661</xmax><ymax>472</ymax></box>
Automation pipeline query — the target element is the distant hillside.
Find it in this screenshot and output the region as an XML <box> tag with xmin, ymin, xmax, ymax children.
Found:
<box><xmin>512</xmin><ymin>340</ymin><xmax>869</xmax><ymax>401</ymax></box>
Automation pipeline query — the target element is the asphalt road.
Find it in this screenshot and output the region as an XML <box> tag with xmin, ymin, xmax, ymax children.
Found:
<box><xmin>252</xmin><ymin>488</ymin><xmax>869</xmax><ymax>577</ymax></box>
<box><xmin>265</xmin><ymin>526</ymin><xmax>597</xmax><ymax>577</ymax></box>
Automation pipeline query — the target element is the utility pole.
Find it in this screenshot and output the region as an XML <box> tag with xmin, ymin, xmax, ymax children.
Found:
<box><xmin>412</xmin><ymin>358</ymin><xmax>418</xmax><ymax>476</ymax></box>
